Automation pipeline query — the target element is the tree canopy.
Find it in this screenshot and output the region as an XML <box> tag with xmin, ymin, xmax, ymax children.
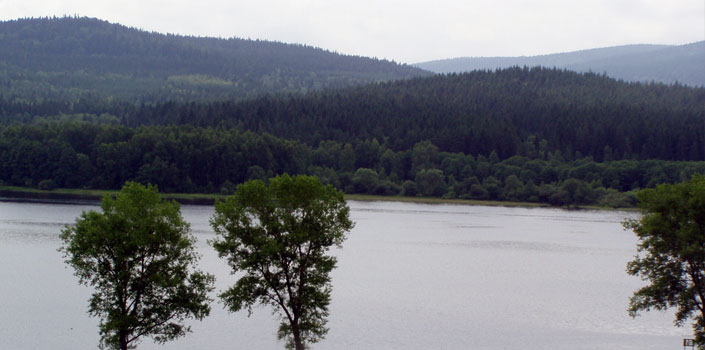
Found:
<box><xmin>624</xmin><ymin>175</ymin><xmax>705</xmax><ymax>347</ymax></box>
<box><xmin>59</xmin><ymin>182</ymin><xmax>214</xmax><ymax>350</ymax></box>
<box><xmin>0</xmin><ymin>16</ymin><xmax>426</xmax><ymax>103</ymax></box>
<box><xmin>210</xmin><ymin>174</ymin><xmax>354</xmax><ymax>349</ymax></box>
<box><xmin>2</xmin><ymin>60</ymin><xmax>705</xmax><ymax>208</ymax></box>
<box><xmin>4</xmin><ymin>67</ymin><xmax>702</xmax><ymax>162</ymax></box>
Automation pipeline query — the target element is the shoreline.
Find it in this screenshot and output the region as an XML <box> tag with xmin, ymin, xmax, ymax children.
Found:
<box><xmin>0</xmin><ymin>186</ymin><xmax>634</xmax><ymax>210</ymax></box>
<box><xmin>0</xmin><ymin>186</ymin><xmax>223</xmax><ymax>205</ymax></box>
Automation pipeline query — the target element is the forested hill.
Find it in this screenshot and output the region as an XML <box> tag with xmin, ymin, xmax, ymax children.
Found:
<box><xmin>0</xmin><ymin>16</ymin><xmax>429</xmax><ymax>102</ymax></box>
<box><xmin>5</xmin><ymin>67</ymin><xmax>703</xmax><ymax>162</ymax></box>
<box><xmin>105</xmin><ymin>67</ymin><xmax>703</xmax><ymax>162</ymax></box>
<box><xmin>414</xmin><ymin>42</ymin><xmax>705</xmax><ymax>87</ymax></box>
<box><xmin>3</xmin><ymin>67</ymin><xmax>705</xmax><ymax>206</ymax></box>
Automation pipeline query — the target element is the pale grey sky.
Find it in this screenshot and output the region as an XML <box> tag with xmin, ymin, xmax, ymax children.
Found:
<box><xmin>1</xmin><ymin>0</ymin><xmax>703</xmax><ymax>63</ymax></box>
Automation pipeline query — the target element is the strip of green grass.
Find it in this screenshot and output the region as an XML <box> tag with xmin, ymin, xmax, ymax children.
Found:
<box><xmin>1</xmin><ymin>186</ymin><xmax>633</xmax><ymax>210</ymax></box>
<box><xmin>344</xmin><ymin>193</ymin><xmax>550</xmax><ymax>208</ymax></box>
<box><xmin>346</xmin><ymin>194</ymin><xmax>638</xmax><ymax>211</ymax></box>
<box><xmin>0</xmin><ymin>186</ymin><xmax>225</xmax><ymax>205</ymax></box>
<box><xmin>0</xmin><ymin>185</ymin><xmax>115</xmax><ymax>197</ymax></box>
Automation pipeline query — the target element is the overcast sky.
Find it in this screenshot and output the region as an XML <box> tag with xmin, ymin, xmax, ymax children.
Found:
<box><xmin>1</xmin><ymin>0</ymin><xmax>703</xmax><ymax>63</ymax></box>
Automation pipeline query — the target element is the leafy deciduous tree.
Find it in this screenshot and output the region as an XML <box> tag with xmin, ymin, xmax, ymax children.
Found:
<box><xmin>210</xmin><ymin>174</ymin><xmax>354</xmax><ymax>350</ymax></box>
<box><xmin>352</xmin><ymin>167</ymin><xmax>379</xmax><ymax>193</ymax></box>
<box><xmin>415</xmin><ymin>168</ymin><xmax>446</xmax><ymax>197</ymax></box>
<box><xmin>624</xmin><ymin>175</ymin><xmax>705</xmax><ymax>348</ymax></box>
<box><xmin>60</xmin><ymin>182</ymin><xmax>214</xmax><ymax>350</ymax></box>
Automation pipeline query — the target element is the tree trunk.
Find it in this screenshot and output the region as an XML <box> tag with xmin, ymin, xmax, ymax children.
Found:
<box><xmin>292</xmin><ymin>327</ymin><xmax>304</xmax><ymax>350</ymax></box>
<box><xmin>119</xmin><ymin>329</ymin><xmax>129</xmax><ymax>350</ymax></box>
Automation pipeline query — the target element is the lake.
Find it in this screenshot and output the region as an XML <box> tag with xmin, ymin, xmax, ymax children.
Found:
<box><xmin>0</xmin><ymin>200</ymin><xmax>691</xmax><ymax>349</ymax></box>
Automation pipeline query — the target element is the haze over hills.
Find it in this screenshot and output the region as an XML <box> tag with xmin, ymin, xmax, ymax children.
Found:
<box><xmin>0</xmin><ymin>16</ymin><xmax>429</xmax><ymax>102</ymax></box>
<box><xmin>414</xmin><ymin>42</ymin><xmax>705</xmax><ymax>87</ymax></box>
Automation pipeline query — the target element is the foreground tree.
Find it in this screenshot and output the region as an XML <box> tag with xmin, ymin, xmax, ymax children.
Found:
<box><xmin>624</xmin><ymin>175</ymin><xmax>705</xmax><ymax>348</ymax></box>
<box><xmin>60</xmin><ymin>182</ymin><xmax>214</xmax><ymax>350</ymax></box>
<box><xmin>210</xmin><ymin>174</ymin><xmax>354</xmax><ymax>350</ymax></box>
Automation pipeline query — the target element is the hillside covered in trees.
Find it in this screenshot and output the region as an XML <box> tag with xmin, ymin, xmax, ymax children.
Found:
<box><xmin>2</xmin><ymin>67</ymin><xmax>704</xmax><ymax>207</ymax></box>
<box><xmin>0</xmin><ymin>16</ymin><xmax>428</xmax><ymax>102</ymax></box>
<box><xmin>5</xmin><ymin>67</ymin><xmax>703</xmax><ymax>162</ymax></box>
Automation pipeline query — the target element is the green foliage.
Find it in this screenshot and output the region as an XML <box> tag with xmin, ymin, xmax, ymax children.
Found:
<box><xmin>2</xmin><ymin>65</ymin><xmax>704</xmax><ymax>206</ymax></box>
<box><xmin>415</xmin><ymin>168</ymin><xmax>446</xmax><ymax>197</ymax></box>
<box><xmin>220</xmin><ymin>180</ymin><xmax>236</xmax><ymax>195</ymax></box>
<box><xmin>0</xmin><ymin>17</ymin><xmax>426</xmax><ymax>103</ymax></box>
<box><xmin>401</xmin><ymin>180</ymin><xmax>418</xmax><ymax>197</ymax></box>
<box><xmin>469</xmin><ymin>183</ymin><xmax>489</xmax><ymax>200</ymax></box>
<box><xmin>624</xmin><ymin>175</ymin><xmax>705</xmax><ymax>347</ymax></box>
<box><xmin>352</xmin><ymin>168</ymin><xmax>379</xmax><ymax>194</ymax></box>
<box><xmin>560</xmin><ymin>178</ymin><xmax>596</xmax><ymax>205</ymax></box>
<box><xmin>59</xmin><ymin>182</ymin><xmax>214</xmax><ymax>350</ymax></box>
<box><xmin>502</xmin><ymin>174</ymin><xmax>523</xmax><ymax>201</ymax></box>
<box><xmin>598</xmin><ymin>190</ymin><xmax>637</xmax><ymax>208</ymax></box>
<box><xmin>105</xmin><ymin>67</ymin><xmax>701</xmax><ymax>162</ymax></box>
<box><xmin>2</xmin><ymin>121</ymin><xmax>705</xmax><ymax>207</ymax></box>
<box><xmin>482</xmin><ymin>176</ymin><xmax>502</xmax><ymax>200</ymax></box>
<box><xmin>5</xmin><ymin>68</ymin><xmax>703</xmax><ymax>163</ymax></box>
<box><xmin>210</xmin><ymin>174</ymin><xmax>354</xmax><ymax>350</ymax></box>
<box><xmin>411</xmin><ymin>141</ymin><xmax>440</xmax><ymax>174</ymax></box>
<box><xmin>374</xmin><ymin>179</ymin><xmax>402</xmax><ymax>196</ymax></box>
<box><xmin>37</xmin><ymin>179</ymin><xmax>57</xmax><ymax>190</ymax></box>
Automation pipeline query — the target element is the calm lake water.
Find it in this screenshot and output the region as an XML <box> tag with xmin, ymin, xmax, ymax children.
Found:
<box><xmin>0</xmin><ymin>200</ymin><xmax>692</xmax><ymax>349</ymax></box>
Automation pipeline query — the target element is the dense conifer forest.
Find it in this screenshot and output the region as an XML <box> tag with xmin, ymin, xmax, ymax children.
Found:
<box><xmin>1</xmin><ymin>17</ymin><xmax>704</xmax><ymax>207</ymax></box>
<box><xmin>0</xmin><ymin>16</ymin><xmax>427</xmax><ymax>102</ymax></box>
<box><xmin>4</xmin><ymin>68</ymin><xmax>704</xmax><ymax>161</ymax></box>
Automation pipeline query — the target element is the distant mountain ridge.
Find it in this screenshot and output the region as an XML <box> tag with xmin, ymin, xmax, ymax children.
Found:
<box><xmin>414</xmin><ymin>42</ymin><xmax>705</xmax><ymax>87</ymax></box>
<box><xmin>0</xmin><ymin>16</ymin><xmax>429</xmax><ymax>102</ymax></box>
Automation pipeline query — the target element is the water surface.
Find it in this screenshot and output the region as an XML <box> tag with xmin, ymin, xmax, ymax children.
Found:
<box><xmin>0</xmin><ymin>200</ymin><xmax>690</xmax><ymax>349</ymax></box>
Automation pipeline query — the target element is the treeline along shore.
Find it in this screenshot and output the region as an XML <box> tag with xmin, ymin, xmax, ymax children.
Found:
<box><xmin>1</xmin><ymin>121</ymin><xmax>704</xmax><ymax>208</ymax></box>
<box><xmin>2</xmin><ymin>68</ymin><xmax>704</xmax><ymax>208</ymax></box>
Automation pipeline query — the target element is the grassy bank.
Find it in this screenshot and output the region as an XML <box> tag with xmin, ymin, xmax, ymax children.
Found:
<box><xmin>346</xmin><ymin>194</ymin><xmax>638</xmax><ymax>211</ymax></box>
<box><xmin>344</xmin><ymin>193</ymin><xmax>551</xmax><ymax>208</ymax></box>
<box><xmin>0</xmin><ymin>186</ymin><xmax>226</xmax><ymax>205</ymax></box>
<box><xmin>0</xmin><ymin>185</ymin><xmax>630</xmax><ymax>210</ymax></box>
